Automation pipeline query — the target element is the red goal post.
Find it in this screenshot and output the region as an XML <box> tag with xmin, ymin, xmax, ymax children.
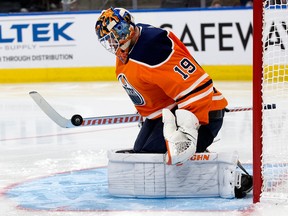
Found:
<box><xmin>253</xmin><ymin>0</ymin><xmax>263</xmax><ymax>204</ymax></box>
<box><xmin>253</xmin><ymin>0</ymin><xmax>288</xmax><ymax>204</ymax></box>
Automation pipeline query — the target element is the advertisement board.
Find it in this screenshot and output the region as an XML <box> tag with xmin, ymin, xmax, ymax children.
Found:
<box><xmin>0</xmin><ymin>8</ymin><xmax>269</xmax><ymax>82</ymax></box>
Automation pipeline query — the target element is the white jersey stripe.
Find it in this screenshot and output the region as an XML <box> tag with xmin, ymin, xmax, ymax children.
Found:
<box><xmin>146</xmin><ymin>103</ymin><xmax>177</xmax><ymax>119</ymax></box>
<box><xmin>212</xmin><ymin>95</ymin><xmax>224</xmax><ymax>101</ymax></box>
<box><xmin>178</xmin><ymin>87</ymin><xmax>214</xmax><ymax>108</ymax></box>
<box><xmin>174</xmin><ymin>73</ymin><xmax>209</xmax><ymax>100</ymax></box>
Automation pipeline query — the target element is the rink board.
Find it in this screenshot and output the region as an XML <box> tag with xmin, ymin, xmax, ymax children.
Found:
<box><xmin>3</xmin><ymin>166</ymin><xmax>253</xmax><ymax>212</ymax></box>
<box><xmin>0</xmin><ymin>8</ymin><xmax>254</xmax><ymax>82</ymax></box>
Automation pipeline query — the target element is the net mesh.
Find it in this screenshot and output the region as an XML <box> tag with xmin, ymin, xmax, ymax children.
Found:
<box><xmin>261</xmin><ymin>0</ymin><xmax>288</xmax><ymax>203</ymax></box>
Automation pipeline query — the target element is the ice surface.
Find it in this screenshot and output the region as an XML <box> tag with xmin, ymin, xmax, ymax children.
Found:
<box><xmin>0</xmin><ymin>81</ymin><xmax>288</xmax><ymax>216</ymax></box>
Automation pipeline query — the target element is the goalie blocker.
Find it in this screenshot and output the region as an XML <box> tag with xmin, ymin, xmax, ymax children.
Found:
<box><xmin>107</xmin><ymin>150</ymin><xmax>242</xmax><ymax>198</ymax></box>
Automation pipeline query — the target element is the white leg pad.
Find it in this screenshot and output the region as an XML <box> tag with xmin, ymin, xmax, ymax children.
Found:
<box><xmin>107</xmin><ymin>150</ymin><xmax>240</xmax><ymax>198</ymax></box>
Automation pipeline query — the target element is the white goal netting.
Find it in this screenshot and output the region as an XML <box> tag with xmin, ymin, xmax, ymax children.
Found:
<box><xmin>261</xmin><ymin>0</ymin><xmax>288</xmax><ymax>203</ymax></box>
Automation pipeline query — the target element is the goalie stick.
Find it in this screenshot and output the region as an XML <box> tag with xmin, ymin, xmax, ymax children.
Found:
<box><xmin>29</xmin><ymin>91</ymin><xmax>142</xmax><ymax>128</ymax></box>
<box><xmin>225</xmin><ymin>103</ymin><xmax>276</xmax><ymax>112</ymax></box>
<box><xmin>29</xmin><ymin>91</ymin><xmax>276</xmax><ymax>128</ymax></box>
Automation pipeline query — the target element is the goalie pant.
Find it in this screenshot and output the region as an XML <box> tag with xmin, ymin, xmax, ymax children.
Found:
<box><xmin>107</xmin><ymin>150</ymin><xmax>241</xmax><ymax>198</ymax></box>
<box><xmin>134</xmin><ymin>107</ymin><xmax>224</xmax><ymax>154</ymax></box>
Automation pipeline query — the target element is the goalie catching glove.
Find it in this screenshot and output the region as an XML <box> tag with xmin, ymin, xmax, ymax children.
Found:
<box><xmin>162</xmin><ymin>109</ymin><xmax>200</xmax><ymax>165</ymax></box>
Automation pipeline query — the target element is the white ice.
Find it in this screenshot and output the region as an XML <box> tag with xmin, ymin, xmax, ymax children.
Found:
<box><xmin>0</xmin><ymin>81</ymin><xmax>288</xmax><ymax>216</ymax></box>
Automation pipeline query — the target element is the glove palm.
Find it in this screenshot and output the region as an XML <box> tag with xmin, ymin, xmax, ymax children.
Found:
<box><xmin>162</xmin><ymin>109</ymin><xmax>199</xmax><ymax>165</ymax></box>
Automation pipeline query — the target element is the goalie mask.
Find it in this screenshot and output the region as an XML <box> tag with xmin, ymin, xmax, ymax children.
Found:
<box><xmin>95</xmin><ymin>7</ymin><xmax>136</xmax><ymax>63</ymax></box>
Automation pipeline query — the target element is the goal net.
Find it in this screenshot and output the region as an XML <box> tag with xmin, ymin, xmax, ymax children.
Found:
<box><xmin>253</xmin><ymin>0</ymin><xmax>288</xmax><ymax>203</ymax></box>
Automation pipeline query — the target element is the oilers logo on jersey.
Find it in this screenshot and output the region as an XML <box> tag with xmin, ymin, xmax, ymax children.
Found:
<box><xmin>117</xmin><ymin>74</ymin><xmax>145</xmax><ymax>106</ymax></box>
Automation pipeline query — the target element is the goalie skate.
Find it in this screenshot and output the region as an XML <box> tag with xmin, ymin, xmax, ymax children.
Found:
<box><xmin>235</xmin><ymin>174</ymin><xmax>253</xmax><ymax>198</ymax></box>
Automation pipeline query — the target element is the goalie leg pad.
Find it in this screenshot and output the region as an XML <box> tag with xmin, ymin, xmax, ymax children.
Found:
<box><xmin>217</xmin><ymin>152</ymin><xmax>241</xmax><ymax>198</ymax></box>
<box><xmin>107</xmin><ymin>150</ymin><xmax>240</xmax><ymax>198</ymax></box>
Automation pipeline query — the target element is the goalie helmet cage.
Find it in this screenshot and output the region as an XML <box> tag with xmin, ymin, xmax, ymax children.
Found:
<box><xmin>253</xmin><ymin>0</ymin><xmax>288</xmax><ymax>203</ymax></box>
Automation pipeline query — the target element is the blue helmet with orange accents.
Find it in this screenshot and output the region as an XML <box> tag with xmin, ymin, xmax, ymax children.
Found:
<box><xmin>95</xmin><ymin>7</ymin><xmax>136</xmax><ymax>63</ymax></box>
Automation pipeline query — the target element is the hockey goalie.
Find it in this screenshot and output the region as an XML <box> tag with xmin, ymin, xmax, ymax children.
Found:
<box><xmin>95</xmin><ymin>7</ymin><xmax>253</xmax><ymax>198</ymax></box>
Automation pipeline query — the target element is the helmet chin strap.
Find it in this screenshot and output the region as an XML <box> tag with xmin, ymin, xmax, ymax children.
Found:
<box><xmin>117</xmin><ymin>26</ymin><xmax>140</xmax><ymax>64</ymax></box>
<box><xmin>117</xmin><ymin>41</ymin><xmax>130</xmax><ymax>64</ymax></box>
<box><xmin>120</xmin><ymin>40</ymin><xmax>131</xmax><ymax>50</ymax></box>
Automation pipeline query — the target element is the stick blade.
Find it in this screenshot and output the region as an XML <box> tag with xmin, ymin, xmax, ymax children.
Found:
<box><xmin>29</xmin><ymin>91</ymin><xmax>70</xmax><ymax>128</ymax></box>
